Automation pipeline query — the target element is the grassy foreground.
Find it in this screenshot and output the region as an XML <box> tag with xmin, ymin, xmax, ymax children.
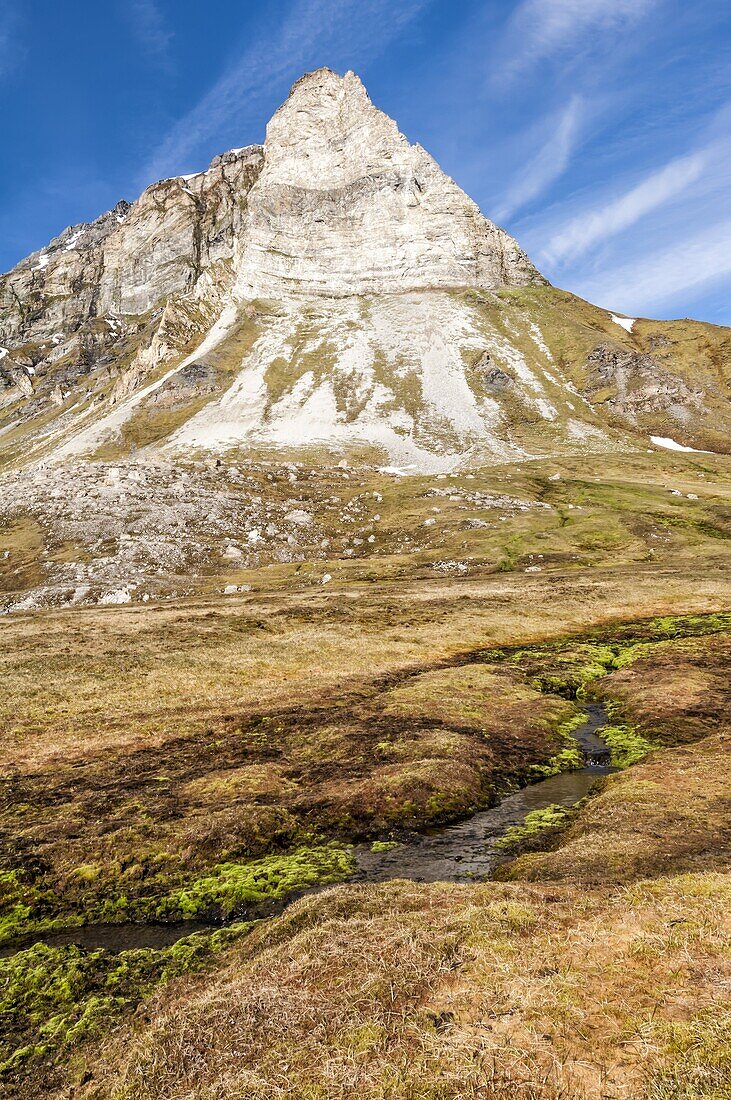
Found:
<box><xmin>1</xmin><ymin>449</ymin><xmax>730</xmax><ymax>1098</ymax></box>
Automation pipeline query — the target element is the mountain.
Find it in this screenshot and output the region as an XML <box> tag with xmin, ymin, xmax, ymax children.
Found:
<box><xmin>0</xmin><ymin>68</ymin><xmax>730</xmax><ymax>611</ymax></box>
<box><xmin>3</xmin><ymin>68</ymin><xmax>730</xmax><ymax>468</ymax></box>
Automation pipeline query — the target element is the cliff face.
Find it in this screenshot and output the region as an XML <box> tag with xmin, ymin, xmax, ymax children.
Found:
<box><xmin>232</xmin><ymin>69</ymin><xmax>542</xmax><ymax>298</ymax></box>
<box><xmin>0</xmin><ymin>146</ymin><xmax>263</xmax><ymax>413</ymax></box>
<box><xmin>1</xmin><ymin>145</ymin><xmax>263</xmax><ymax>335</ymax></box>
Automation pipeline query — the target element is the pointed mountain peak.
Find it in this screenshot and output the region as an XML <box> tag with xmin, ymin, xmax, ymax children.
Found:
<box><xmin>234</xmin><ymin>69</ymin><xmax>543</xmax><ymax>297</ymax></box>
<box><xmin>262</xmin><ymin>67</ymin><xmax>401</xmax><ymax>190</ymax></box>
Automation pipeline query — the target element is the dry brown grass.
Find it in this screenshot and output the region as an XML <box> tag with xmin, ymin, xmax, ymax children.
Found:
<box><xmin>70</xmin><ymin>872</ymin><xmax>730</xmax><ymax>1100</ymax></box>
<box><xmin>503</xmin><ymin>729</ymin><xmax>731</xmax><ymax>884</ymax></box>
<box><xmin>1</xmin><ymin>555</ymin><xmax>729</xmax><ymax>772</ymax></box>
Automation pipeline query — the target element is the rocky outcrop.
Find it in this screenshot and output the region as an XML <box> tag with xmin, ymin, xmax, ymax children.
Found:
<box><xmin>584</xmin><ymin>342</ymin><xmax>705</xmax><ymax>423</ymax></box>
<box><xmin>144</xmin><ymin>362</ymin><xmax>220</xmax><ymax>409</ymax></box>
<box><xmin>0</xmin><ymin>147</ymin><xmax>263</xmax><ymax>343</ymax></box>
<box><xmin>0</xmin><ymin>146</ymin><xmax>264</xmax><ymax>412</ymax></box>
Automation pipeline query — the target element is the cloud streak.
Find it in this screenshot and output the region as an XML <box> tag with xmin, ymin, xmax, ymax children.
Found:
<box><xmin>124</xmin><ymin>0</ymin><xmax>173</xmax><ymax>67</ymax></box>
<box><xmin>494</xmin><ymin>96</ymin><xmax>584</xmax><ymax>222</ymax></box>
<box><xmin>498</xmin><ymin>0</ymin><xmax>660</xmax><ymax>80</ymax></box>
<box><xmin>581</xmin><ymin>215</ymin><xmax>731</xmax><ymax>313</ymax></box>
<box><xmin>540</xmin><ymin>150</ymin><xmax>706</xmax><ymax>267</ymax></box>
<box><xmin>141</xmin><ymin>0</ymin><xmax>432</xmax><ymax>184</ymax></box>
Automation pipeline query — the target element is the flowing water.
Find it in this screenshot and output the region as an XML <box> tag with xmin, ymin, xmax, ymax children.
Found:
<box><xmin>3</xmin><ymin>705</ymin><xmax>614</xmax><ymax>957</ymax></box>
<box><xmin>354</xmin><ymin>703</ymin><xmax>614</xmax><ymax>883</ymax></box>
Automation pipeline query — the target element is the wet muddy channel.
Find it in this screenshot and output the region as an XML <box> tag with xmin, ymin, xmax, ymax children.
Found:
<box><xmin>3</xmin><ymin>705</ymin><xmax>615</xmax><ymax>957</ymax></box>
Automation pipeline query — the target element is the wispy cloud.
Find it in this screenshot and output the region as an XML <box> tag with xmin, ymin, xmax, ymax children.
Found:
<box><xmin>581</xmin><ymin>216</ymin><xmax>731</xmax><ymax>313</ymax></box>
<box><xmin>540</xmin><ymin>150</ymin><xmax>706</xmax><ymax>267</ymax></box>
<box><xmin>141</xmin><ymin>0</ymin><xmax>432</xmax><ymax>184</ymax></box>
<box><xmin>494</xmin><ymin>96</ymin><xmax>584</xmax><ymax>222</ymax></box>
<box><xmin>498</xmin><ymin>0</ymin><xmax>660</xmax><ymax>81</ymax></box>
<box><xmin>124</xmin><ymin>0</ymin><xmax>173</xmax><ymax>68</ymax></box>
<box><xmin>0</xmin><ymin>2</ymin><xmax>23</xmax><ymax>80</ymax></box>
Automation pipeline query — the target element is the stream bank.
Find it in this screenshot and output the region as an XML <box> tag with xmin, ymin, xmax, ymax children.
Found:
<box><xmin>2</xmin><ymin>705</ymin><xmax>614</xmax><ymax>957</ymax></box>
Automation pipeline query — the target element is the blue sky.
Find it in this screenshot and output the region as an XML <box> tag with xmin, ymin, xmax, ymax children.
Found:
<box><xmin>2</xmin><ymin>0</ymin><xmax>731</xmax><ymax>323</ymax></box>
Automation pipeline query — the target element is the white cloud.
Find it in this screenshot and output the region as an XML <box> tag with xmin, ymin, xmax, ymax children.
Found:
<box><xmin>580</xmin><ymin>216</ymin><xmax>731</xmax><ymax>313</ymax></box>
<box><xmin>500</xmin><ymin>0</ymin><xmax>659</xmax><ymax>79</ymax></box>
<box><xmin>540</xmin><ymin>150</ymin><xmax>706</xmax><ymax>267</ymax></box>
<box><xmin>494</xmin><ymin>96</ymin><xmax>584</xmax><ymax>222</ymax></box>
<box><xmin>125</xmin><ymin>0</ymin><xmax>173</xmax><ymax>66</ymax></box>
<box><xmin>141</xmin><ymin>0</ymin><xmax>431</xmax><ymax>183</ymax></box>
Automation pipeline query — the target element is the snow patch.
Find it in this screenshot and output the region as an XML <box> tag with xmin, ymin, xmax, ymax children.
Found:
<box><xmin>650</xmin><ymin>436</ymin><xmax>710</xmax><ymax>454</ymax></box>
<box><xmin>611</xmin><ymin>314</ymin><xmax>635</xmax><ymax>333</ymax></box>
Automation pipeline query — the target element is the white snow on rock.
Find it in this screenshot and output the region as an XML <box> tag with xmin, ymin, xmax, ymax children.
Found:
<box><xmin>611</xmin><ymin>314</ymin><xmax>635</xmax><ymax>333</ymax></box>
<box><xmin>64</xmin><ymin>230</ymin><xmax>83</xmax><ymax>251</ymax></box>
<box><xmin>650</xmin><ymin>436</ymin><xmax>710</xmax><ymax>453</ymax></box>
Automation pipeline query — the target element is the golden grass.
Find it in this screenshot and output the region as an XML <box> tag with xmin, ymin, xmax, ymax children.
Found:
<box><xmin>71</xmin><ymin>871</ymin><xmax>731</xmax><ymax>1100</ymax></box>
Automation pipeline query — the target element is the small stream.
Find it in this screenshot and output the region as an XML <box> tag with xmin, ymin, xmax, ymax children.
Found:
<box><xmin>2</xmin><ymin>705</ymin><xmax>614</xmax><ymax>957</ymax></box>
<box><xmin>354</xmin><ymin>703</ymin><xmax>614</xmax><ymax>883</ymax></box>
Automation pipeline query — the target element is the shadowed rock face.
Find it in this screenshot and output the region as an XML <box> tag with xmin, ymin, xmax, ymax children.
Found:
<box><xmin>1</xmin><ymin>148</ymin><xmax>264</xmax><ymax>338</ymax></box>
<box><xmin>0</xmin><ymin>147</ymin><xmax>264</xmax><ymax>402</ymax></box>
<box><xmin>584</xmin><ymin>343</ymin><xmax>705</xmax><ymax>422</ymax></box>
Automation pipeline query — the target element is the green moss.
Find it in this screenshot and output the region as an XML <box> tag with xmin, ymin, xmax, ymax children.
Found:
<box><xmin>511</xmin><ymin>643</ymin><xmax>618</xmax><ymax>698</ymax></box>
<box><xmin>613</xmin><ymin>612</ymin><xmax>731</xmax><ymax>645</ymax></box>
<box><xmin>370</xmin><ymin>840</ymin><xmax>400</xmax><ymax>854</ymax></box>
<box><xmin>0</xmin><ymin>871</ymin><xmax>41</xmax><ymax>946</ymax></box>
<box><xmin>496</xmin><ymin>803</ymin><xmax>576</xmax><ymax>853</ymax></box>
<box><xmin>0</xmin><ymin>923</ymin><xmax>251</xmax><ymax>1077</ymax></box>
<box><xmin>530</xmin><ymin>711</ymin><xmax>584</xmax><ymax>778</ymax></box>
<box><xmin>139</xmin><ymin>843</ymin><xmax>355</xmax><ymax>922</ymax></box>
<box><xmin>1</xmin><ymin>845</ymin><xmax>355</xmax><ymax>949</ymax></box>
<box><xmin>601</xmin><ymin>723</ymin><xmax>658</xmax><ymax>769</ymax></box>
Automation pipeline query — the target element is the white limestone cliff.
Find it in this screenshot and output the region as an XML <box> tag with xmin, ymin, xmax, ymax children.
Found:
<box><xmin>232</xmin><ymin>69</ymin><xmax>541</xmax><ymax>299</ymax></box>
